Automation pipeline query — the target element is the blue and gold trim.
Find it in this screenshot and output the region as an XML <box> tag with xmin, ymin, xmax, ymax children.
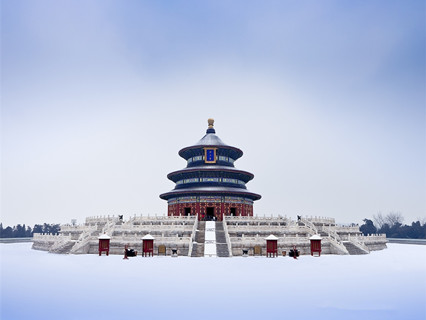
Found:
<box><xmin>175</xmin><ymin>177</ymin><xmax>246</xmax><ymax>186</ymax></box>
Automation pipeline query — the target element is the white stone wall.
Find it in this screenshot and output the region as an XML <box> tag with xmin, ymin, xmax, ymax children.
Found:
<box><xmin>31</xmin><ymin>214</ymin><xmax>387</xmax><ymax>256</ymax></box>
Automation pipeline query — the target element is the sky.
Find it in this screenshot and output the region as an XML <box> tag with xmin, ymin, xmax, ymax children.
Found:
<box><xmin>1</xmin><ymin>0</ymin><xmax>425</xmax><ymax>227</ymax></box>
<box><xmin>1</xmin><ymin>243</ymin><xmax>425</xmax><ymax>319</ymax></box>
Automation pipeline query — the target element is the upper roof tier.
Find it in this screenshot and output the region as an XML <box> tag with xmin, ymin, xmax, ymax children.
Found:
<box><xmin>160</xmin><ymin>119</ymin><xmax>261</xmax><ymax>202</ymax></box>
<box><xmin>178</xmin><ymin>119</ymin><xmax>243</xmax><ymax>161</ymax></box>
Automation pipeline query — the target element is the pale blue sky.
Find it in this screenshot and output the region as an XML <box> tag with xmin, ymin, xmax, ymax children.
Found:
<box><xmin>1</xmin><ymin>0</ymin><xmax>425</xmax><ymax>226</ymax></box>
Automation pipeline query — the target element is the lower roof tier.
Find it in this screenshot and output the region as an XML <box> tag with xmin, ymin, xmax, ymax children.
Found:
<box><xmin>173</xmin><ymin>178</ymin><xmax>248</xmax><ymax>191</ymax></box>
<box><xmin>159</xmin><ymin>186</ymin><xmax>262</xmax><ymax>201</ymax></box>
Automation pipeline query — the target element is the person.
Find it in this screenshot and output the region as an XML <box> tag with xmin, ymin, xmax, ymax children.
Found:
<box><xmin>293</xmin><ymin>245</ymin><xmax>298</xmax><ymax>259</ymax></box>
<box><xmin>123</xmin><ymin>244</ymin><xmax>129</xmax><ymax>259</ymax></box>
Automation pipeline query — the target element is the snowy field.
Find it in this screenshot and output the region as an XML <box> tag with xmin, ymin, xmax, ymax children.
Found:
<box><xmin>1</xmin><ymin>243</ymin><xmax>425</xmax><ymax>320</ymax></box>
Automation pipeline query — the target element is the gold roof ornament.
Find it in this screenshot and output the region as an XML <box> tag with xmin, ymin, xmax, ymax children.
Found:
<box><xmin>208</xmin><ymin>118</ymin><xmax>214</xmax><ymax>129</ymax></box>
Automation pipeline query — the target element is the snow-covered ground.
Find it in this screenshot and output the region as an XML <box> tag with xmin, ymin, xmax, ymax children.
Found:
<box><xmin>1</xmin><ymin>243</ymin><xmax>425</xmax><ymax>320</ymax></box>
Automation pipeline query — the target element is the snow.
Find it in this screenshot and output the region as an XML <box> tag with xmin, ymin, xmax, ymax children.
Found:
<box><xmin>1</xmin><ymin>243</ymin><xmax>425</xmax><ymax>320</ymax></box>
<box><xmin>265</xmin><ymin>234</ymin><xmax>279</xmax><ymax>240</ymax></box>
<box><xmin>141</xmin><ymin>234</ymin><xmax>155</xmax><ymax>240</ymax></box>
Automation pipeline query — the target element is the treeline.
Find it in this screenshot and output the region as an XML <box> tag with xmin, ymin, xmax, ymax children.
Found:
<box><xmin>0</xmin><ymin>223</ymin><xmax>60</xmax><ymax>238</ymax></box>
<box><xmin>360</xmin><ymin>212</ymin><xmax>426</xmax><ymax>239</ymax></box>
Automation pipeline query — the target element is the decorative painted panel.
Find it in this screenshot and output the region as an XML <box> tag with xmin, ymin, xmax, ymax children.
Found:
<box><xmin>200</xmin><ymin>178</ymin><xmax>220</xmax><ymax>183</ymax></box>
<box><xmin>199</xmin><ymin>196</ymin><xmax>222</xmax><ymax>203</ymax></box>
<box><xmin>204</xmin><ymin>148</ymin><xmax>217</xmax><ymax>164</ymax></box>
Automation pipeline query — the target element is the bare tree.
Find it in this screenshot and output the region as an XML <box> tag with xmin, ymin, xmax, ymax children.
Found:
<box><xmin>373</xmin><ymin>212</ymin><xmax>387</xmax><ymax>229</ymax></box>
<box><xmin>385</xmin><ymin>211</ymin><xmax>404</xmax><ymax>227</ymax></box>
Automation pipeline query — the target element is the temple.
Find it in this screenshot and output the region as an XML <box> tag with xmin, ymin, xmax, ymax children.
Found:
<box><xmin>160</xmin><ymin>119</ymin><xmax>261</xmax><ymax>220</ymax></box>
<box><xmin>32</xmin><ymin>119</ymin><xmax>387</xmax><ymax>257</ymax></box>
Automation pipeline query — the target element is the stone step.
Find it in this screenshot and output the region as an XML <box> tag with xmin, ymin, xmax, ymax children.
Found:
<box><xmin>215</xmin><ymin>232</ymin><xmax>227</xmax><ymax>243</ymax></box>
<box><xmin>50</xmin><ymin>241</ymin><xmax>75</xmax><ymax>254</ymax></box>
<box><xmin>215</xmin><ymin>221</ymin><xmax>229</xmax><ymax>257</ymax></box>
<box><xmin>191</xmin><ymin>222</ymin><xmax>206</xmax><ymax>257</ymax></box>
<box><xmin>216</xmin><ymin>244</ymin><xmax>229</xmax><ymax>257</ymax></box>
<box><xmin>343</xmin><ymin>241</ymin><xmax>368</xmax><ymax>255</ymax></box>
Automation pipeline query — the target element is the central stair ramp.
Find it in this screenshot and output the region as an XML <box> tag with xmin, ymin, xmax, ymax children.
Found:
<box><xmin>204</xmin><ymin>221</ymin><xmax>217</xmax><ymax>257</ymax></box>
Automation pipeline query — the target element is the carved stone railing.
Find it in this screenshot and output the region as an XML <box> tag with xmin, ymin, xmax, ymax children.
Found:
<box><xmin>299</xmin><ymin>218</ymin><xmax>318</xmax><ymax>235</ymax></box>
<box><xmin>113</xmin><ymin>234</ymin><xmax>192</xmax><ymax>245</ymax></box>
<box><xmin>322</xmin><ymin>226</ymin><xmax>342</xmax><ymax>241</ymax></box>
<box><xmin>334</xmin><ymin>226</ymin><xmax>362</xmax><ymax>234</ymax></box>
<box><xmin>48</xmin><ymin>236</ymin><xmax>75</xmax><ymax>253</ymax></box>
<box><xmin>60</xmin><ymin>225</ymin><xmax>98</xmax><ymax>233</ymax></box>
<box><xmin>129</xmin><ymin>214</ymin><xmax>196</xmax><ymax>222</ymax></box>
<box><xmin>222</xmin><ymin>216</ymin><xmax>233</xmax><ymax>257</ymax></box>
<box><xmin>85</xmin><ymin>215</ymin><xmax>119</xmax><ymax>224</ymax></box>
<box><xmin>101</xmin><ymin>219</ymin><xmax>116</xmax><ymax>235</ymax></box>
<box><xmin>225</xmin><ymin>215</ymin><xmax>336</xmax><ymax>227</ymax></box>
<box><xmin>69</xmin><ymin>227</ymin><xmax>99</xmax><ymax>254</ymax></box>
<box><xmin>227</xmin><ymin>224</ymin><xmax>294</xmax><ymax>231</ymax></box>
<box><xmin>187</xmin><ymin>217</ymin><xmax>199</xmax><ymax>257</ymax></box>
<box><xmin>348</xmin><ymin>235</ymin><xmax>370</xmax><ymax>252</ymax></box>
<box><xmin>304</xmin><ymin>216</ymin><xmax>336</xmax><ymax>225</ymax></box>
<box><xmin>115</xmin><ymin>224</ymin><xmax>193</xmax><ymax>231</ymax></box>
<box><xmin>352</xmin><ymin>233</ymin><xmax>387</xmax><ymax>243</ymax></box>
<box><xmin>327</xmin><ymin>235</ymin><xmax>349</xmax><ymax>254</ymax></box>
<box><xmin>70</xmin><ymin>237</ymin><xmax>95</xmax><ymax>254</ymax></box>
<box><xmin>33</xmin><ymin>233</ymin><xmax>63</xmax><ymax>240</ymax></box>
<box><xmin>231</xmin><ymin>236</ymin><xmax>300</xmax><ymax>243</ymax></box>
<box><xmin>225</xmin><ymin>215</ymin><xmax>290</xmax><ymax>223</ymax></box>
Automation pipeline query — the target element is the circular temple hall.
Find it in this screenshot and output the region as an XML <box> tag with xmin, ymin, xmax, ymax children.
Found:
<box><xmin>160</xmin><ymin>119</ymin><xmax>261</xmax><ymax>221</ymax></box>
<box><xmin>33</xmin><ymin>118</ymin><xmax>387</xmax><ymax>257</ymax></box>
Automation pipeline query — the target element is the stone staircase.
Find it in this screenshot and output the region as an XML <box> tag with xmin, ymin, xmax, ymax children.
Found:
<box><xmin>343</xmin><ymin>241</ymin><xmax>369</xmax><ymax>255</ymax></box>
<box><xmin>49</xmin><ymin>240</ymin><xmax>76</xmax><ymax>254</ymax></box>
<box><xmin>215</xmin><ymin>221</ymin><xmax>230</xmax><ymax>257</ymax></box>
<box><xmin>191</xmin><ymin>221</ymin><xmax>205</xmax><ymax>257</ymax></box>
<box><xmin>299</xmin><ymin>219</ymin><xmax>318</xmax><ymax>235</ymax></box>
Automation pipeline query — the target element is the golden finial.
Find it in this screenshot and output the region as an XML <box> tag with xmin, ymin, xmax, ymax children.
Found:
<box><xmin>208</xmin><ymin>118</ymin><xmax>214</xmax><ymax>129</ymax></box>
